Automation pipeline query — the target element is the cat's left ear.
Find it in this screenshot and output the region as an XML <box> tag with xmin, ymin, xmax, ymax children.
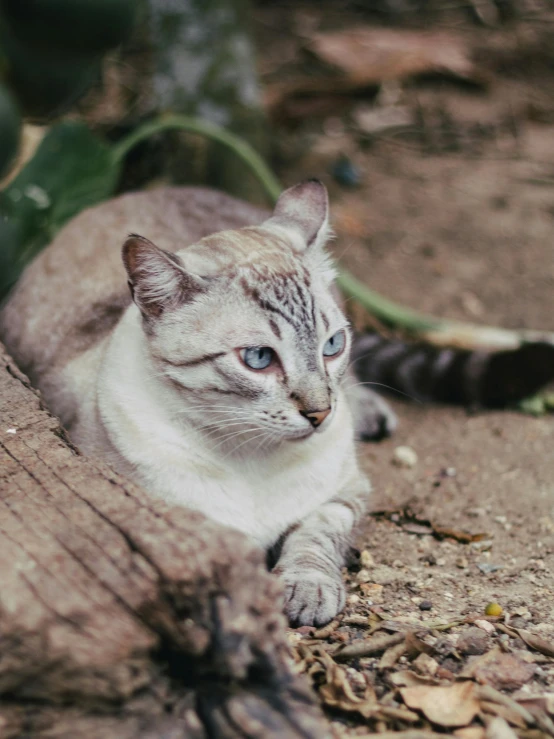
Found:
<box><xmin>122</xmin><ymin>234</ymin><xmax>206</xmax><ymax>320</ymax></box>
<box><xmin>263</xmin><ymin>179</ymin><xmax>330</xmax><ymax>252</ymax></box>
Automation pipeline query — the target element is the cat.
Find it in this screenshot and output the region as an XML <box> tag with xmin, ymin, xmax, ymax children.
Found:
<box><xmin>2</xmin><ymin>178</ymin><xmax>551</xmax><ymax>626</ymax></box>
<box><xmin>0</xmin><ymin>179</ymin><xmax>386</xmax><ymax>626</ymax></box>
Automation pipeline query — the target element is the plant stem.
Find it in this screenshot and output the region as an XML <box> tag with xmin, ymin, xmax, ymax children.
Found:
<box><xmin>111</xmin><ymin>114</ymin><xmax>282</xmax><ymax>205</ymax></box>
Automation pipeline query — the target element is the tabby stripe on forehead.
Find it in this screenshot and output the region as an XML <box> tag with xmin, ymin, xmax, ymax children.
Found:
<box><xmin>269</xmin><ymin>318</ymin><xmax>282</xmax><ymax>339</ymax></box>
<box><xmin>164</xmin><ymin>351</ymin><xmax>226</xmax><ymax>368</ymax></box>
<box><xmin>254</xmin><ymin>295</ymin><xmax>297</xmax><ymax>329</ymax></box>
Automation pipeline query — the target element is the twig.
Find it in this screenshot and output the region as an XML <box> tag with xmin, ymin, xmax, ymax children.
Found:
<box><xmin>333</xmin><ymin>631</ymin><xmax>406</xmax><ymax>662</ymax></box>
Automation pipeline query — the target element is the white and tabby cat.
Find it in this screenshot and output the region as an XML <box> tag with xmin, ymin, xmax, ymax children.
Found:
<box><xmin>1</xmin><ymin>180</ymin><xmax>390</xmax><ymax>626</ymax></box>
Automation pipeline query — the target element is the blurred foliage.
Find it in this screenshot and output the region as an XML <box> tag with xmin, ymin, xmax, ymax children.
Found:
<box><xmin>0</xmin><ymin>0</ymin><xmax>138</xmax><ymax>174</ymax></box>
<box><xmin>0</xmin><ymin>122</ymin><xmax>122</xmax><ymax>296</ymax></box>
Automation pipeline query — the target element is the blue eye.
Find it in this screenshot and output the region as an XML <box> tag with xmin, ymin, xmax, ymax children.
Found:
<box><xmin>241</xmin><ymin>346</ymin><xmax>274</xmax><ymax>370</ymax></box>
<box><xmin>323</xmin><ymin>330</ymin><xmax>346</xmax><ymax>357</ymax></box>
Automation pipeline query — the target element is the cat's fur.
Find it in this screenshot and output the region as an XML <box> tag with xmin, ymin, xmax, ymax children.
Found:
<box><xmin>0</xmin><ymin>180</ymin><xmax>379</xmax><ymax>626</ymax></box>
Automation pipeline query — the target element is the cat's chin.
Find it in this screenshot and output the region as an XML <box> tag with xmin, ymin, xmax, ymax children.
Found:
<box><xmin>285</xmin><ymin>428</ymin><xmax>315</xmax><ymax>442</ymax></box>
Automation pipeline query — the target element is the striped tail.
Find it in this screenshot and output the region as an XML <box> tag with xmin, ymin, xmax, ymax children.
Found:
<box><xmin>351</xmin><ymin>333</ymin><xmax>554</xmax><ymax>408</ymax></box>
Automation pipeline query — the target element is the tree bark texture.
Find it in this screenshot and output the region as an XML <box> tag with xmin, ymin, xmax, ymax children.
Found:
<box><xmin>0</xmin><ymin>343</ymin><xmax>329</xmax><ymax>738</ymax></box>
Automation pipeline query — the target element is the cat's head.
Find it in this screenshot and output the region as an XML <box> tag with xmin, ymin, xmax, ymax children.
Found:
<box><xmin>122</xmin><ymin>180</ymin><xmax>351</xmax><ymax>447</ymax></box>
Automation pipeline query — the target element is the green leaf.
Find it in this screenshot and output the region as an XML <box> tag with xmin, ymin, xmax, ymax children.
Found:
<box><xmin>0</xmin><ymin>120</ymin><xmax>120</xmax><ymax>298</ymax></box>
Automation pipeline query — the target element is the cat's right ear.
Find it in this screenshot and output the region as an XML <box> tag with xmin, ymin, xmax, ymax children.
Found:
<box><xmin>263</xmin><ymin>179</ymin><xmax>330</xmax><ymax>252</ymax></box>
<box><xmin>122</xmin><ymin>234</ymin><xmax>205</xmax><ymax>319</ymax></box>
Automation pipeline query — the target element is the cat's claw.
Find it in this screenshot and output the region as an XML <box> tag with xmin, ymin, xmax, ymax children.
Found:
<box><xmin>280</xmin><ymin>569</ymin><xmax>346</xmax><ymax>626</ymax></box>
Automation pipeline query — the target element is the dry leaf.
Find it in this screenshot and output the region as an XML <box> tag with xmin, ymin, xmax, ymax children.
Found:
<box><xmin>333</xmin><ymin>631</ymin><xmax>405</xmax><ymax>662</ymax></box>
<box><xmin>455</xmin><ymin>728</ymin><xmax>487</xmax><ymax>739</ymax></box>
<box><xmin>474</xmin><ymin>653</ymin><xmax>536</xmax><ymax>691</ymax></box>
<box><xmin>476</xmin><ymin>685</ymin><xmax>535</xmax><ymax>726</ymax></box>
<box><xmin>460</xmin><ymin>646</ymin><xmax>503</xmax><ymax>679</ymax></box>
<box><xmin>514</xmin><ymin>629</ymin><xmax>554</xmax><ymax>658</ymax></box>
<box><xmin>302</xmin><ymin>646</ymin><xmax>380</xmax><ymax>719</ymax></box>
<box><xmin>390</xmin><ymin>670</ymin><xmax>441</xmax><ymax>688</ymax></box>
<box><xmin>480</xmin><ymin>701</ymin><xmax>527</xmax><ymax>728</ymax></box>
<box><xmin>486</xmin><ymin>717</ymin><xmax>519</xmax><ymax>739</ymax></box>
<box><xmin>378</xmin><ymin>639</ymin><xmax>407</xmax><ymax>669</ymax></box>
<box><xmin>371</xmin><ymin>507</ymin><xmax>489</xmax><ymax>544</ymax></box>
<box><xmin>309</xmin><ymin>28</ymin><xmax>485</xmax><ymax>86</ymax></box>
<box><xmin>400</xmin><ymin>681</ymin><xmax>480</xmax><ymax>727</ymax></box>
<box><xmin>517</xmin><ymin>693</ymin><xmax>554</xmax><ymax>716</ymax></box>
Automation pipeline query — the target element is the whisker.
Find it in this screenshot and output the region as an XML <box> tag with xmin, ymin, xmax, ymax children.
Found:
<box><xmin>342</xmin><ymin>379</ymin><xmax>422</xmax><ymax>404</ymax></box>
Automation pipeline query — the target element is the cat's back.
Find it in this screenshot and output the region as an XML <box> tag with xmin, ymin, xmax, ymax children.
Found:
<box><xmin>0</xmin><ymin>187</ymin><xmax>268</xmax><ymax>381</ymax></box>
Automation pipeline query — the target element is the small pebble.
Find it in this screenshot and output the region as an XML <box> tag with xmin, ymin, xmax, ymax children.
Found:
<box><xmin>412</xmin><ymin>652</ymin><xmax>439</xmax><ymax>677</ymax></box>
<box><xmin>478</xmin><ymin>562</ymin><xmax>503</xmax><ymax>574</ymax></box>
<box><xmin>457</xmin><ymin>626</ymin><xmax>489</xmax><ymax>655</ymax></box>
<box><xmin>356</xmin><ymin>568</ymin><xmax>372</xmax><ymax>584</ymax></box>
<box><xmin>330</xmin><ymin>155</ymin><xmax>362</xmax><ymax>187</ymax></box>
<box><xmin>392</xmin><ymin>445</ymin><xmax>418</xmax><ymax>468</ymax></box>
<box><xmin>360</xmin><ymin>550</ymin><xmax>375</xmax><ymax>568</ymax></box>
<box><xmin>456</xmin><ymin>556</ymin><xmax>469</xmax><ymax>569</ymax></box>
<box><xmin>467</xmin><ymin>507</ymin><xmax>486</xmax><ymax>517</ymax></box>
<box><xmin>347</xmin><ymin>594</ymin><xmax>360</xmax><ymax>605</ymax></box>
<box><xmin>419</xmin><ymin>599</ymin><xmax>433</xmax><ymax>611</ymax></box>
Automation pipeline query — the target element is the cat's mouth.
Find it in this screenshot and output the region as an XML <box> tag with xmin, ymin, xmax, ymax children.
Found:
<box><xmin>285</xmin><ymin>427</ymin><xmax>317</xmax><ymax>442</ymax></box>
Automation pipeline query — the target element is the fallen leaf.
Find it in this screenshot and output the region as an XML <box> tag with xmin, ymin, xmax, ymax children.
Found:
<box><xmin>517</xmin><ymin>693</ymin><xmax>554</xmax><ymax>716</ymax></box>
<box><xmin>304</xmin><ymin>646</ymin><xmax>380</xmax><ymax>718</ymax></box>
<box><xmin>333</xmin><ymin>631</ymin><xmax>405</xmax><ymax>662</ymax></box>
<box><xmin>435</xmin><ymin>526</ymin><xmax>489</xmax><ymax>544</ymax></box>
<box><xmin>390</xmin><ymin>670</ymin><xmax>441</xmax><ymax>688</ymax></box>
<box><xmin>309</xmin><ymin>28</ymin><xmax>485</xmax><ymax>86</ymax></box>
<box><xmin>514</xmin><ymin>629</ymin><xmax>554</xmax><ymax>658</ymax></box>
<box><xmin>480</xmin><ymin>700</ymin><xmax>527</xmax><ymax>728</ymax></box>
<box><xmin>455</xmin><ymin>728</ymin><xmax>487</xmax><ymax>739</ymax></box>
<box><xmin>475</xmin><ymin>652</ymin><xmax>536</xmax><ymax>691</ymax></box>
<box><xmin>485</xmin><ymin>716</ymin><xmax>519</xmax><ymax>739</ymax></box>
<box><xmin>476</xmin><ymin>685</ymin><xmax>534</xmax><ymax>726</ymax></box>
<box><xmin>265</xmin><ymin>27</ymin><xmax>488</xmax><ymax>120</ymax></box>
<box><xmin>460</xmin><ymin>646</ymin><xmax>502</xmax><ymax>679</ymax></box>
<box><xmin>378</xmin><ymin>639</ymin><xmax>407</xmax><ymax>669</ymax></box>
<box><xmin>371</xmin><ymin>507</ymin><xmax>489</xmax><ymax>544</ymax></box>
<box><xmin>400</xmin><ymin>681</ymin><xmax>480</xmax><ymax>727</ymax></box>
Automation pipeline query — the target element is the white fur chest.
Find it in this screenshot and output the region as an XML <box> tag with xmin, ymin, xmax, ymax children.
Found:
<box><xmin>94</xmin><ymin>311</ymin><xmax>358</xmax><ymax>550</ymax></box>
<box><xmin>106</xmin><ymin>403</ymin><xmax>354</xmax><ymax>549</ymax></box>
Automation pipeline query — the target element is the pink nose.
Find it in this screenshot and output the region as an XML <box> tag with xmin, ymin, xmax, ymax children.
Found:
<box><xmin>300</xmin><ymin>408</ymin><xmax>331</xmax><ymax>428</ymax></box>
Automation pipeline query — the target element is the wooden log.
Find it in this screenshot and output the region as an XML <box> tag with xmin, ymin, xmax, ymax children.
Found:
<box><xmin>0</xmin><ymin>343</ymin><xmax>329</xmax><ymax>737</ymax></box>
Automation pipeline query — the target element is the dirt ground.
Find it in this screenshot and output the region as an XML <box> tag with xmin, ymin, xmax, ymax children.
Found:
<box><xmin>252</xmin><ymin>2</ymin><xmax>554</xmax><ymax>734</ymax></box>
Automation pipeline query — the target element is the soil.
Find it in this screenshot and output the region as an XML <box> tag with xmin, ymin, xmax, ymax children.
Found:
<box><xmin>252</xmin><ymin>1</ymin><xmax>554</xmax><ymax>734</ymax></box>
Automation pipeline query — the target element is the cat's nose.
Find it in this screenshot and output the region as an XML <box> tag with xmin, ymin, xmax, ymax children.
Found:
<box><xmin>300</xmin><ymin>407</ymin><xmax>331</xmax><ymax>428</ymax></box>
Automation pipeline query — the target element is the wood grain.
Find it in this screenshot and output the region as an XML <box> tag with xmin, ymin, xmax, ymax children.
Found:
<box><xmin>0</xmin><ymin>343</ymin><xmax>328</xmax><ymax>738</ymax></box>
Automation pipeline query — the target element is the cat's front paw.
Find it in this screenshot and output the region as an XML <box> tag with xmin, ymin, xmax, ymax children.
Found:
<box><xmin>279</xmin><ymin>568</ymin><xmax>346</xmax><ymax>626</ymax></box>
